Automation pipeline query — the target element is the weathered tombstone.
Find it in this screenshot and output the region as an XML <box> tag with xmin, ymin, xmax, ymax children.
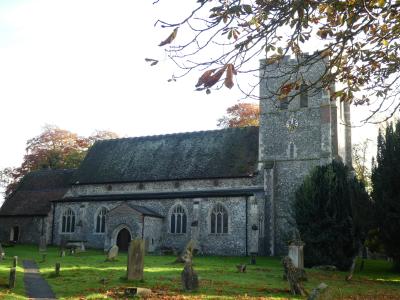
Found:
<box><xmin>236</xmin><ymin>264</ymin><xmax>247</xmax><ymax>273</ymax></box>
<box><xmin>288</xmin><ymin>241</ymin><xmax>304</xmax><ymax>269</ymax></box>
<box><xmin>181</xmin><ymin>240</ymin><xmax>199</xmax><ymax>291</ymax></box>
<box><xmin>9</xmin><ymin>267</ymin><xmax>16</xmax><ymax>289</ymax></box>
<box><xmin>60</xmin><ymin>250</ymin><xmax>66</xmax><ymax>257</ymax></box>
<box><xmin>175</xmin><ymin>240</ymin><xmax>196</xmax><ymax>263</ymax></box>
<box><xmin>127</xmin><ymin>239</ymin><xmax>145</xmax><ymax>281</ymax></box>
<box><xmin>12</xmin><ymin>256</ymin><xmax>18</xmax><ymax>268</ymax></box>
<box><xmin>124</xmin><ymin>287</ymin><xmax>152</xmax><ymax>297</ymax></box>
<box><xmin>39</xmin><ymin>236</ymin><xmax>47</xmax><ymax>252</ymax></box>
<box><xmin>282</xmin><ymin>256</ymin><xmax>306</xmax><ymax>296</ymax></box>
<box><xmin>0</xmin><ymin>243</ymin><xmax>4</xmax><ymax>260</ymax></box>
<box><xmin>107</xmin><ymin>245</ymin><xmax>119</xmax><ymax>261</ymax></box>
<box><xmin>55</xmin><ymin>263</ymin><xmax>61</xmax><ymax>276</ymax></box>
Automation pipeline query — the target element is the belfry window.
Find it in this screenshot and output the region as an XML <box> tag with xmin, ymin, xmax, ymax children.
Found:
<box><xmin>280</xmin><ymin>96</ymin><xmax>289</xmax><ymax>110</ymax></box>
<box><xmin>170</xmin><ymin>205</ymin><xmax>187</xmax><ymax>234</ymax></box>
<box><xmin>61</xmin><ymin>208</ymin><xmax>76</xmax><ymax>233</ymax></box>
<box><xmin>210</xmin><ymin>203</ymin><xmax>228</xmax><ymax>234</ymax></box>
<box><xmin>95</xmin><ymin>207</ymin><xmax>107</xmax><ymax>233</ymax></box>
<box><xmin>300</xmin><ymin>84</ymin><xmax>308</xmax><ymax>108</ymax></box>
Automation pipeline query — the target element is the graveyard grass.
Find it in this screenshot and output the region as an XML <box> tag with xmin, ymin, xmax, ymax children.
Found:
<box><xmin>0</xmin><ymin>246</ymin><xmax>399</xmax><ymax>299</ymax></box>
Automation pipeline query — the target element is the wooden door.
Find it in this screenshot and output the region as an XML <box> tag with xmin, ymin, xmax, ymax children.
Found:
<box><xmin>116</xmin><ymin>228</ymin><xmax>131</xmax><ymax>251</ymax></box>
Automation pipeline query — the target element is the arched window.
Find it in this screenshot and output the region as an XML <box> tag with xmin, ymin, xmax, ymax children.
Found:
<box><xmin>170</xmin><ymin>204</ymin><xmax>187</xmax><ymax>234</ymax></box>
<box><xmin>61</xmin><ymin>208</ymin><xmax>75</xmax><ymax>233</ymax></box>
<box><xmin>210</xmin><ymin>203</ymin><xmax>228</xmax><ymax>234</ymax></box>
<box><xmin>95</xmin><ymin>207</ymin><xmax>107</xmax><ymax>233</ymax></box>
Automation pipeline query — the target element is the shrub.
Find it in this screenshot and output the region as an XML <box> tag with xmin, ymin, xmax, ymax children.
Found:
<box><xmin>294</xmin><ymin>161</ymin><xmax>371</xmax><ymax>270</ymax></box>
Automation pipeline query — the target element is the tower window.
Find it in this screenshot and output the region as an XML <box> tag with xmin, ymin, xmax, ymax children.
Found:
<box><xmin>280</xmin><ymin>96</ymin><xmax>289</xmax><ymax>110</ymax></box>
<box><xmin>300</xmin><ymin>84</ymin><xmax>308</xmax><ymax>108</ymax></box>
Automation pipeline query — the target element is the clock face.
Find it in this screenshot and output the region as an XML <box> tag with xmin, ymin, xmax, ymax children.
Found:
<box><xmin>286</xmin><ymin>116</ymin><xmax>298</xmax><ymax>132</ymax></box>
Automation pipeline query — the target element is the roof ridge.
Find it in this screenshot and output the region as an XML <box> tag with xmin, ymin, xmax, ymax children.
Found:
<box><xmin>95</xmin><ymin>126</ymin><xmax>259</xmax><ymax>144</ymax></box>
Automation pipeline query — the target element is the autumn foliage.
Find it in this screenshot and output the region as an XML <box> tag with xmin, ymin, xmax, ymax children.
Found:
<box><xmin>0</xmin><ymin>126</ymin><xmax>118</xmax><ymax>196</ymax></box>
<box><xmin>156</xmin><ymin>0</ymin><xmax>400</xmax><ymax>121</ymax></box>
<box><xmin>217</xmin><ymin>103</ymin><xmax>259</xmax><ymax>128</ymax></box>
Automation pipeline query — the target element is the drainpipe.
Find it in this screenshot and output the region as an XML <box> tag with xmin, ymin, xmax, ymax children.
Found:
<box><xmin>141</xmin><ymin>215</ymin><xmax>145</xmax><ymax>239</ymax></box>
<box><xmin>245</xmin><ymin>196</ymin><xmax>248</xmax><ymax>256</ymax></box>
<box><xmin>51</xmin><ymin>202</ymin><xmax>56</xmax><ymax>245</ymax></box>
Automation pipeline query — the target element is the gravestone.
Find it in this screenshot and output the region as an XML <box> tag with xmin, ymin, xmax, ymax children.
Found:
<box><xmin>55</xmin><ymin>262</ymin><xmax>61</xmax><ymax>276</ymax></box>
<box><xmin>0</xmin><ymin>243</ymin><xmax>4</xmax><ymax>260</ymax></box>
<box><xmin>12</xmin><ymin>256</ymin><xmax>18</xmax><ymax>268</ymax></box>
<box><xmin>107</xmin><ymin>245</ymin><xmax>119</xmax><ymax>261</ymax></box>
<box><xmin>282</xmin><ymin>256</ymin><xmax>306</xmax><ymax>296</ymax></box>
<box><xmin>9</xmin><ymin>267</ymin><xmax>16</xmax><ymax>289</ymax></box>
<box><xmin>288</xmin><ymin>241</ymin><xmax>304</xmax><ymax>269</ymax></box>
<box><xmin>127</xmin><ymin>239</ymin><xmax>145</xmax><ymax>281</ymax></box>
<box><xmin>181</xmin><ymin>240</ymin><xmax>199</xmax><ymax>291</ymax></box>
<box><xmin>236</xmin><ymin>264</ymin><xmax>246</xmax><ymax>273</ymax></box>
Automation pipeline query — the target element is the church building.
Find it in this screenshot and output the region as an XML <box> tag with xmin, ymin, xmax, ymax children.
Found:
<box><xmin>0</xmin><ymin>57</ymin><xmax>352</xmax><ymax>255</ymax></box>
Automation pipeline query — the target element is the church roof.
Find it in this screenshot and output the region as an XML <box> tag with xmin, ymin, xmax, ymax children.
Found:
<box><xmin>0</xmin><ymin>169</ymin><xmax>75</xmax><ymax>216</ymax></box>
<box><xmin>72</xmin><ymin>126</ymin><xmax>259</xmax><ymax>184</ymax></box>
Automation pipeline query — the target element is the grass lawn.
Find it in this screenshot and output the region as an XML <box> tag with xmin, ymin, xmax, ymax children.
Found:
<box><xmin>0</xmin><ymin>245</ymin><xmax>399</xmax><ymax>299</ymax></box>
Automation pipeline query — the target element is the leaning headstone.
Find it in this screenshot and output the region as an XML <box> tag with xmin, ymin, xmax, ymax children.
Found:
<box><xmin>107</xmin><ymin>245</ymin><xmax>119</xmax><ymax>261</ymax></box>
<box><xmin>127</xmin><ymin>239</ymin><xmax>145</xmax><ymax>281</ymax></box>
<box><xmin>12</xmin><ymin>256</ymin><xmax>18</xmax><ymax>268</ymax></box>
<box><xmin>9</xmin><ymin>267</ymin><xmax>16</xmax><ymax>289</ymax></box>
<box><xmin>282</xmin><ymin>256</ymin><xmax>307</xmax><ymax>296</ymax></box>
<box><xmin>175</xmin><ymin>240</ymin><xmax>196</xmax><ymax>263</ymax></box>
<box><xmin>55</xmin><ymin>263</ymin><xmax>61</xmax><ymax>276</ymax></box>
<box><xmin>181</xmin><ymin>240</ymin><xmax>199</xmax><ymax>291</ymax></box>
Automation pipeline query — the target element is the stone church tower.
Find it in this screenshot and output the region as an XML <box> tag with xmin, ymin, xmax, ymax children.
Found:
<box><xmin>259</xmin><ymin>55</ymin><xmax>352</xmax><ymax>255</ymax></box>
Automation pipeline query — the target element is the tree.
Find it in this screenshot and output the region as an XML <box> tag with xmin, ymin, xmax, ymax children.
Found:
<box><xmin>372</xmin><ymin>120</ymin><xmax>400</xmax><ymax>270</ymax></box>
<box><xmin>155</xmin><ymin>1</ymin><xmax>400</xmax><ymax>122</ymax></box>
<box><xmin>217</xmin><ymin>102</ymin><xmax>259</xmax><ymax>128</ymax></box>
<box><xmin>294</xmin><ymin>161</ymin><xmax>371</xmax><ymax>270</ymax></box>
<box><xmin>352</xmin><ymin>139</ymin><xmax>372</xmax><ymax>191</ymax></box>
<box><xmin>1</xmin><ymin>125</ymin><xmax>118</xmax><ymax>196</ymax></box>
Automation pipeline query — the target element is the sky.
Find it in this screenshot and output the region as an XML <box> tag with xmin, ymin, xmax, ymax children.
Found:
<box><xmin>0</xmin><ymin>0</ymin><xmax>380</xmax><ymax>204</ymax></box>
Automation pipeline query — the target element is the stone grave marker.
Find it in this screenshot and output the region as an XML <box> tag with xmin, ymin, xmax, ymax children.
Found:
<box><xmin>0</xmin><ymin>243</ymin><xmax>4</xmax><ymax>260</ymax></box>
<box><xmin>12</xmin><ymin>256</ymin><xmax>18</xmax><ymax>268</ymax></box>
<box><xmin>181</xmin><ymin>240</ymin><xmax>199</xmax><ymax>291</ymax></box>
<box><xmin>9</xmin><ymin>267</ymin><xmax>16</xmax><ymax>289</ymax></box>
<box><xmin>107</xmin><ymin>245</ymin><xmax>119</xmax><ymax>261</ymax></box>
<box><xmin>127</xmin><ymin>239</ymin><xmax>145</xmax><ymax>281</ymax></box>
<box><xmin>55</xmin><ymin>262</ymin><xmax>61</xmax><ymax>276</ymax></box>
<box><xmin>288</xmin><ymin>241</ymin><xmax>304</xmax><ymax>269</ymax></box>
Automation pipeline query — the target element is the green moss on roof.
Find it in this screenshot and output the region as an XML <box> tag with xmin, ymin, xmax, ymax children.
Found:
<box><xmin>73</xmin><ymin>127</ymin><xmax>259</xmax><ymax>184</ymax></box>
